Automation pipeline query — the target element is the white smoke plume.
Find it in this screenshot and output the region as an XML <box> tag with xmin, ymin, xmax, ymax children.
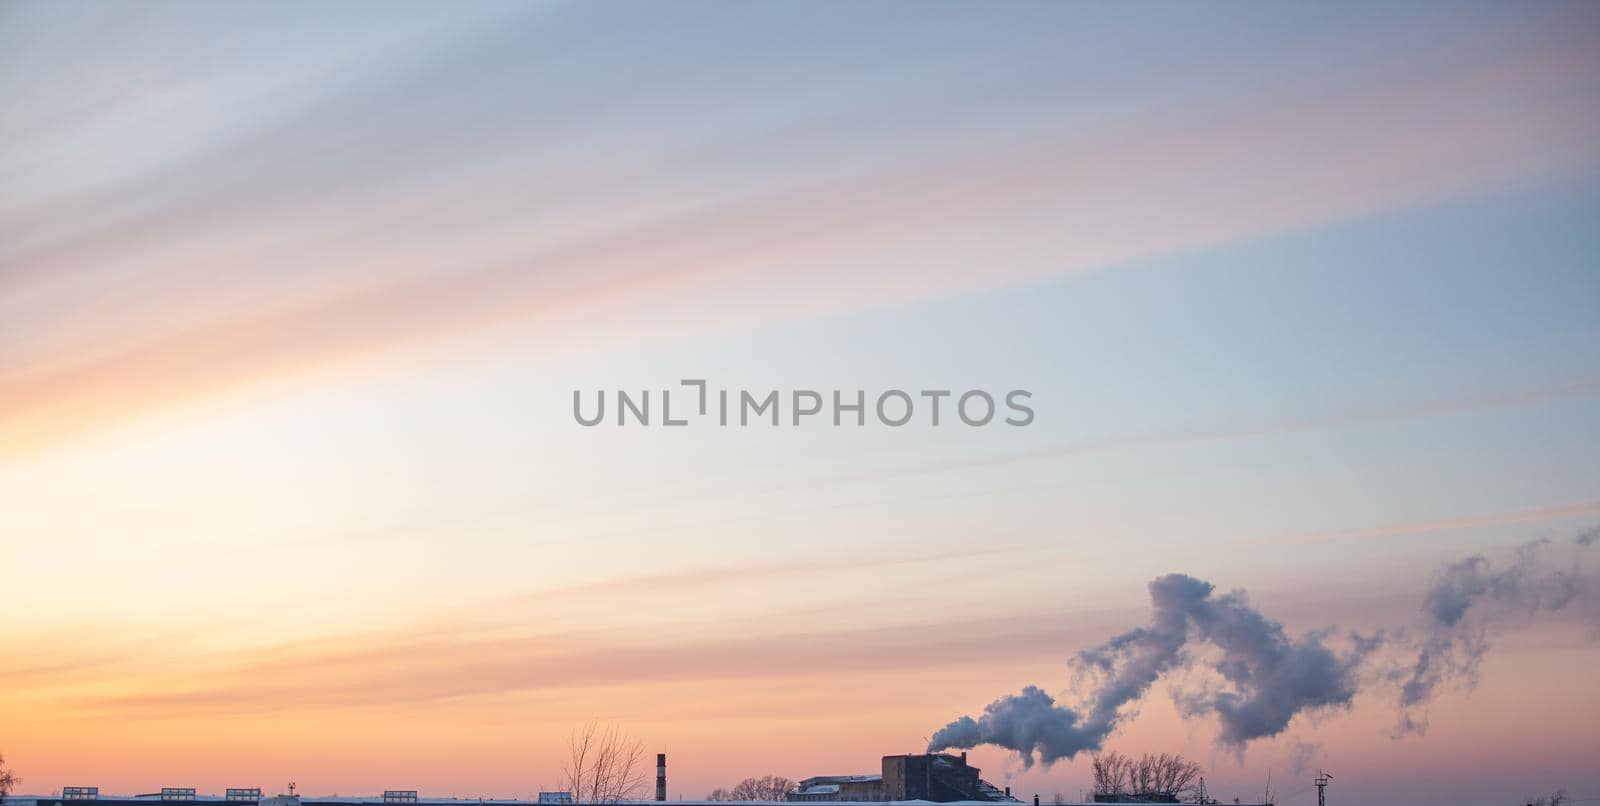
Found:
<box><xmin>929</xmin><ymin>574</ymin><xmax>1374</xmax><ymax>766</ymax></box>
<box><xmin>1394</xmin><ymin>528</ymin><xmax>1600</xmax><ymax>734</ymax></box>
<box><xmin>923</xmin><ymin>685</ymin><xmax>1106</xmax><ymax>769</ymax></box>
<box><xmin>929</xmin><ymin>524</ymin><xmax>1599</xmax><ymax>766</ymax></box>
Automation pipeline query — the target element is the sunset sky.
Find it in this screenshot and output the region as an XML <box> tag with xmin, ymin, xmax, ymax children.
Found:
<box><xmin>3</xmin><ymin>2</ymin><xmax>1599</xmax><ymax>805</ymax></box>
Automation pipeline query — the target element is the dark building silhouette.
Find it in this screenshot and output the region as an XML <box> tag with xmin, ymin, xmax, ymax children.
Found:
<box><xmin>789</xmin><ymin>753</ymin><xmax>1016</xmax><ymax>802</ymax></box>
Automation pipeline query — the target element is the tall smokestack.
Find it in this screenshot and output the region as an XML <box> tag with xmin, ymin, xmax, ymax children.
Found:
<box><xmin>656</xmin><ymin>754</ymin><xmax>666</xmax><ymax>802</ymax></box>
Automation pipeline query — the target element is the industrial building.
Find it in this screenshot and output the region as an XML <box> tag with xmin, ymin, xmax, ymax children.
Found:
<box><xmin>788</xmin><ymin>753</ymin><xmax>1016</xmax><ymax>803</ymax></box>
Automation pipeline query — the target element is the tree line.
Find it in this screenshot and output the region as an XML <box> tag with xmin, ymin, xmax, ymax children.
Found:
<box><xmin>1089</xmin><ymin>752</ymin><xmax>1202</xmax><ymax>802</ymax></box>
<box><xmin>704</xmin><ymin>776</ymin><xmax>796</xmax><ymax>802</ymax></box>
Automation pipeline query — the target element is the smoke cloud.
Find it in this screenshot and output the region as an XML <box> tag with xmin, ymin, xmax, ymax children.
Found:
<box><xmin>930</xmin><ymin>525</ymin><xmax>1599</xmax><ymax>766</ymax></box>
<box><xmin>929</xmin><ymin>574</ymin><xmax>1373</xmax><ymax>765</ymax></box>
<box><xmin>1394</xmin><ymin>530</ymin><xmax>1600</xmax><ymax>734</ymax></box>
<box><xmin>925</xmin><ymin>686</ymin><xmax>1106</xmax><ymax>769</ymax></box>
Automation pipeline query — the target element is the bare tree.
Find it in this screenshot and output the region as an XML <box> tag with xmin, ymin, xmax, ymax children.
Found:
<box><xmin>1</xmin><ymin>753</ymin><xmax>18</xmax><ymax>806</ymax></box>
<box><xmin>1091</xmin><ymin>752</ymin><xmax>1202</xmax><ymax>802</ymax></box>
<box><xmin>1092</xmin><ymin>753</ymin><xmax>1133</xmax><ymax>798</ymax></box>
<box><xmin>705</xmin><ymin>789</ymin><xmax>733</xmax><ymax>802</ymax></box>
<box><xmin>1525</xmin><ymin>791</ymin><xmax>1568</xmax><ymax>806</ymax></box>
<box><xmin>722</xmin><ymin>777</ymin><xmax>795</xmax><ymax>801</ymax></box>
<box><xmin>561</xmin><ymin>723</ymin><xmax>649</xmax><ymax>805</ymax></box>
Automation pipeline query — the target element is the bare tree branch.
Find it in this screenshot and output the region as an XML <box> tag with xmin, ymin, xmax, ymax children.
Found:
<box><xmin>562</xmin><ymin>724</ymin><xmax>648</xmax><ymax>805</ymax></box>
<box><xmin>1525</xmin><ymin>791</ymin><xmax>1569</xmax><ymax>806</ymax></box>
<box><xmin>1091</xmin><ymin>752</ymin><xmax>1201</xmax><ymax>802</ymax></box>
<box><xmin>720</xmin><ymin>777</ymin><xmax>795</xmax><ymax>801</ymax></box>
<box><xmin>0</xmin><ymin>753</ymin><xmax>19</xmax><ymax>806</ymax></box>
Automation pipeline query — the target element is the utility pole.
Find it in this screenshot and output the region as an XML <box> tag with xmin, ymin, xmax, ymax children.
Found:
<box><xmin>1314</xmin><ymin>772</ymin><xmax>1333</xmax><ymax>806</ymax></box>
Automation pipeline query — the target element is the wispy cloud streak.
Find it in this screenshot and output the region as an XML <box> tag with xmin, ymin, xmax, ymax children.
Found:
<box><xmin>2</xmin><ymin>9</ymin><xmax>1597</xmax><ymax>458</ymax></box>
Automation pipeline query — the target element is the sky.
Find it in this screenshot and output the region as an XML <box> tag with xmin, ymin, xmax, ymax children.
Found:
<box><xmin>2</xmin><ymin>2</ymin><xmax>1599</xmax><ymax>805</ymax></box>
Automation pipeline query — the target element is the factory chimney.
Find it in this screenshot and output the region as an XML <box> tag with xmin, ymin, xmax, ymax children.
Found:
<box><xmin>656</xmin><ymin>754</ymin><xmax>667</xmax><ymax>802</ymax></box>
